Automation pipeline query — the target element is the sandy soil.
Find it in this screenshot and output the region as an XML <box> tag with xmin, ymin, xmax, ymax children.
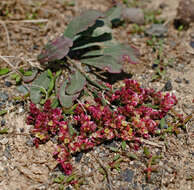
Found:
<box><xmin>0</xmin><ymin>0</ymin><xmax>193</xmax><ymax>190</ymax></box>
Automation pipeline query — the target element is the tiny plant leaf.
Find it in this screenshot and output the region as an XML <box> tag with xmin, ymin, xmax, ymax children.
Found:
<box><xmin>22</xmin><ymin>69</ymin><xmax>38</xmax><ymax>83</ymax></box>
<box><xmin>0</xmin><ymin>68</ymin><xmax>10</xmax><ymax>76</ymax></box>
<box><xmin>0</xmin><ymin>110</ymin><xmax>7</xmax><ymax>116</ymax></box>
<box><xmin>0</xmin><ymin>128</ymin><xmax>8</xmax><ymax>134</ymax></box>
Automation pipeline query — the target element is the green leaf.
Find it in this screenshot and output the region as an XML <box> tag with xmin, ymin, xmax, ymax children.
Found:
<box><xmin>16</xmin><ymin>75</ymin><xmax>22</xmax><ymax>84</ymax></box>
<box><xmin>127</xmin><ymin>153</ymin><xmax>137</xmax><ymax>160</ymax></box>
<box><xmin>51</xmin><ymin>97</ymin><xmax>59</xmax><ymax>108</ymax></box>
<box><xmin>92</xmin><ymin>25</ymin><xmax>112</xmax><ymax>37</ymax></box>
<box><xmin>11</xmin><ymin>73</ymin><xmax>18</xmax><ymax>79</ymax></box>
<box><xmin>63</xmin><ymin>104</ymin><xmax>78</xmax><ymax>114</ymax></box>
<box><xmin>82</xmin><ymin>55</ymin><xmax>122</xmax><ymax>73</ymax></box>
<box><xmin>64</xmin><ymin>10</ymin><xmax>104</xmax><ymax>39</ymax></box>
<box><xmin>143</xmin><ymin>147</ymin><xmax>151</xmax><ymax>158</ymax></box>
<box><xmin>30</xmin><ymin>70</ymin><xmax>51</xmax><ymax>104</ymax></box>
<box><xmin>0</xmin><ymin>68</ymin><xmax>10</xmax><ymax>76</ymax></box>
<box><xmin>23</xmin><ymin>71</ymin><xmax>32</xmax><ymax>76</ymax></box>
<box><xmin>59</xmin><ymin>81</ymin><xmax>79</xmax><ymax>108</ymax></box>
<box><xmin>47</xmin><ymin>69</ymin><xmax>54</xmax><ymax>96</ymax></box>
<box><xmin>160</xmin><ymin>118</ymin><xmax>166</xmax><ymax>129</ymax></box>
<box><xmin>68</xmin><ymin>123</ymin><xmax>75</xmax><ymax>136</ymax></box>
<box><xmin>54</xmin><ymin>174</ymin><xmax>65</xmax><ymax>183</ymax></box>
<box><xmin>38</xmin><ymin>35</ymin><xmax>73</xmax><ymax>65</ymax></box>
<box><xmin>103</xmin><ymin>5</ymin><xmax>123</xmax><ymax>27</ymax></box>
<box><xmin>109</xmin><ymin>147</ymin><xmax>119</xmax><ymax>152</ymax></box>
<box><xmin>0</xmin><ymin>128</ymin><xmax>8</xmax><ymax>134</ymax></box>
<box><xmin>66</xmin><ymin>174</ymin><xmax>76</xmax><ymax>183</ymax></box>
<box><xmin>22</xmin><ymin>69</ymin><xmax>38</xmax><ymax>83</ymax></box>
<box><xmin>66</xmin><ymin>70</ymin><xmax>86</xmax><ymax>95</ymax></box>
<box><xmin>144</xmin><ymin>103</ymin><xmax>159</xmax><ymax>109</ymax></box>
<box><xmin>17</xmin><ymin>85</ymin><xmax>29</xmax><ymax>95</ymax></box>
<box><xmin>0</xmin><ymin>110</ymin><xmax>7</xmax><ymax>116</ymax></box>
<box><xmin>103</xmin><ymin>41</ymin><xmax>138</xmax><ymax>63</ymax></box>
<box><xmin>121</xmin><ymin>141</ymin><xmax>127</xmax><ymax>150</ymax></box>
<box><xmin>113</xmin><ymin>154</ymin><xmax>120</xmax><ymax>161</ymax></box>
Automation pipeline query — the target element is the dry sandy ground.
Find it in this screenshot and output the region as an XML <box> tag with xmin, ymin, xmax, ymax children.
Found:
<box><xmin>0</xmin><ymin>0</ymin><xmax>193</xmax><ymax>190</ymax></box>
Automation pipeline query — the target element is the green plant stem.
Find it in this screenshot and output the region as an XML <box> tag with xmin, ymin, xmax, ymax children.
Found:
<box><xmin>66</xmin><ymin>56</ymin><xmax>108</xmax><ymax>91</ymax></box>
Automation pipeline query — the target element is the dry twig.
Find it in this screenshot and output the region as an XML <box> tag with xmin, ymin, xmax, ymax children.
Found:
<box><xmin>4</xmin><ymin>19</ymin><xmax>48</xmax><ymax>24</ymax></box>
<box><xmin>141</xmin><ymin>138</ymin><xmax>164</xmax><ymax>148</ymax></box>
<box><xmin>92</xmin><ymin>154</ymin><xmax>114</xmax><ymax>190</ymax></box>
<box><xmin>0</xmin><ymin>21</ymin><xmax>10</xmax><ymax>49</ymax></box>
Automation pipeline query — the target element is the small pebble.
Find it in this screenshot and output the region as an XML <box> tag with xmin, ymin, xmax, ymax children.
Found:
<box><xmin>20</xmin><ymin>128</ymin><xmax>25</xmax><ymax>133</ymax></box>
<box><xmin>145</xmin><ymin>24</ymin><xmax>168</xmax><ymax>37</ymax></box>
<box><xmin>142</xmin><ymin>184</ymin><xmax>150</xmax><ymax>190</ymax></box>
<box><xmin>119</xmin><ymin>168</ymin><xmax>134</xmax><ymax>182</ymax></box>
<box><xmin>4</xmin><ymin>81</ymin><xmax>12</xmax><ymax>87</ymax></box>
<box><xmin>25</xmin><ymin>138</ymin><xmax>34</xmax><ymax>147</ymax></box>
<box><xmin>1</xmin><ymin>120</ymin><xmax>6</xmax><ymax>126</ymax></box>
<box><xmin>123</xmin><ymin>8</ymin><xmax>145</xmax><ymax>25</ymax></box>
<box><xmin>183</xmin><ymin>78</ymin><xmax>189</xmax><ymax>84</ymax></box>
<box><xmin>18</xmin><ymin>107</ymin><xmax>24</xmax><ymax>113</ymax></box>
<box><xmin>0</xmin><ymin>137</ymin><xmax>9</xmax><ymax>145</ymax></box>
<box><xmin>174</xmin><ymin>77</ymin><xmax>182</xmax><ymax>83</ymax></box>
<box><xmin>4</xmin><ymin>145</ymin><xmax>12</xmax><ymax>159</ymax></box>
<box><xmin>190</xmin><ymin>41</ymin><xmax>194</xmax><ymax>48</ymax></box>
<box><xmin>0</xmin><ymin>92</ymin><xmax>9</xmax><ymax>102</ymax></box>
<box><xmin>163</xmin><ymin>80</ymin><xmax>173</xmax><ymax>91</ymax></box>
<box><xmin>75</xmin><ymin>152</ymin><xmax>83</xmax><ymax>163</ymax></box>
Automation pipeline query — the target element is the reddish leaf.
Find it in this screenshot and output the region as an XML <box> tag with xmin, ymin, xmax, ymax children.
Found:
<box><xmin>38</xmin><ymin>35</ymin><xmax>73</xmax><ymax>65</ymax></box>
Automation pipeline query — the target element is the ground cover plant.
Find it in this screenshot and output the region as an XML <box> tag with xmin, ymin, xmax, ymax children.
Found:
<box><xmin>0</xmin><ymin>1</ymin><xmax>193</xmax><ymax>190</ymax></box>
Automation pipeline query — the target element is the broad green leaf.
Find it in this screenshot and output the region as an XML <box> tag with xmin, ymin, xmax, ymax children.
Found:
<box><xmin>103</xmin><ymin>5</ymin><xmax>123</xmax><ymax>27</ymax></box>
<box><xmin>66</xmin><ymin>70</ymin><xmax>86</xmax><ymax>95</ymax></box>
<box><xmin>64</xmin><ymin>10</ymin><xmax>104</xmax><ymax>39</ymax></box>
<box><xmin>71</xmin><ymin>42</ymin><xmax>100</xmax><ymax>51</ymax></box>
<box><xmin>103</xmin><ymin>41</ymin><xmax>139</xmax><ymax>63</ymax></box>
<box><xmin>38</xmin><ymin>35</ymin><xmax>73</xmax><ymax>65</ymax></box>
<box><xmin>92</xmin><ymin>25</ymin><xmax>112</xmax><ymax>37</ymax></box>
<box><xmin>0</xmin><ymin>68</ymin><xmax>10</xmax><ymax>76</ymax></box>
<box><xmin>81</xmin><ymin>55</ymin><xmax>122</xmax><ymax>73</ymax></box>
<box><xmin>59</xmin><ymin>81</ymin><xmax>79</xmax><ymax>108</ymax></box>
<box><xmin>82</xmin><ymin>41</ymin><xmax>139</xmax><ymax>65</ymax></box>
<box><xmin>30</xmin><ymin>70</ymin><xmax>52</xmax><ymax>104</ymax></box>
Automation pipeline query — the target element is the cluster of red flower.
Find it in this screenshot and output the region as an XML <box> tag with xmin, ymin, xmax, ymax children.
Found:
<box><xmin>27</xmin><ymin>79</ymin><xmax>177</xmax><ymax>175</ymax></box>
